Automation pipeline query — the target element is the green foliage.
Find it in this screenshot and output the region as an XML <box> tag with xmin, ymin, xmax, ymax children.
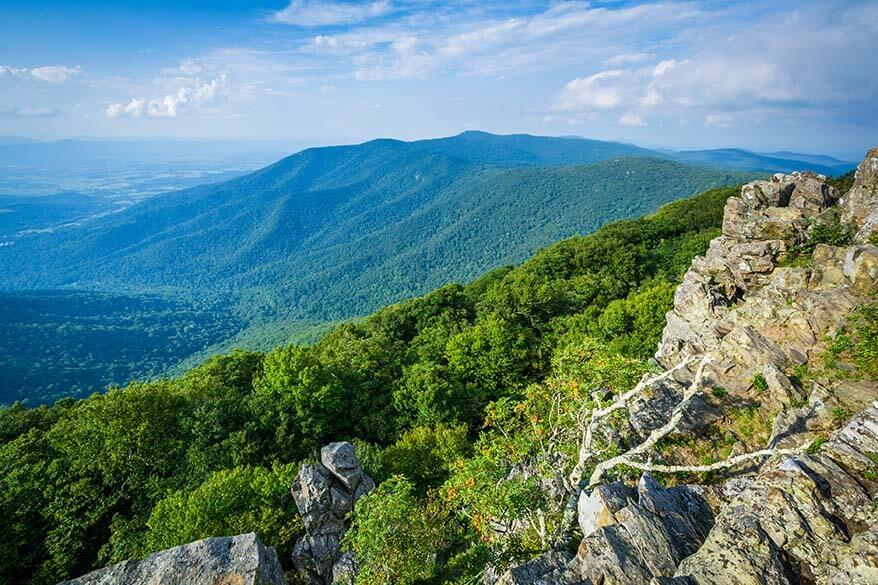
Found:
<box><xmin>807</xmin><ymin>436</ymin><xmax>828</xmax><ymax>454</ymax></box>
<box><xmin>594</xmin><ymin>280</ymin><xmax>676</xmax><ymax>359</ymax></box>
<box><xmin>0</xmin><ymin>291</ymin><xmax>242</xmax><ymax>405</ymax></box>
<box><xmin>822</xmin><ymin>301</ymin><xmax>878</xmax><ymax>379</ymax></box>
<box><xmin>445</xmin><ymin>314</ymin><xmax>540</xmax><ymax>414</ymax></box>
<box><xmin>780</xmin><ymin>210</ymin><xmax>852</xmax><ymax>268</ymax></box>
<box><xmin>145</xmin><ymin>464</ymin><xmax>301</xmax><ymax>561</ymax></box>
<box><xmin>711</xmin><ymin>386</ymin><xmax>728</xmax><ymax>399</ymax></box>
<box><xmin>850</xmin><ymin>302</ymin><xmax>878</xmax><ymax>378</ymax></box>
<box><xmin>379</xmin><ymin>424</ymin><xmax>470</xmax><ymax>496</ymax></box>
<box><xmin>827</xmin><ymin>170</ymin><xmax>856</xmax><ymax>194</ymax></box>
<box><xmin>808</xmin><ymin>211</ymin><xmax>851</xmax><ymax>249</ymax></box>
<box><xmin>728</xmin><ymin>406</ymin><xmax>774</xmax><ymax>446</ymax></box>
<box><xmin>865</xmin><ymin>452</ymin><xmax>878</xmax><ymax>480</ymax></box>
<box><xmin>830</xmin><ymin>407</ymin><xmax>853</xmax><ymax>422</ymax></box>
<box><xmin>343</xmin><ymin>476</ymin><xmax>447</xmax><ymax>585</ymax></box>
<box><xmin>751</xmin><ymin>374</ymin><xmax>769</xmax><ymax>393</ymax></box>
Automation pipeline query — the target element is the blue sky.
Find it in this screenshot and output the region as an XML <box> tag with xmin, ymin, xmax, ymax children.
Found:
<box><xmin>0</xmin><ymin>0</ymin><xmax>875</xmax><ymax>158</ymax></box>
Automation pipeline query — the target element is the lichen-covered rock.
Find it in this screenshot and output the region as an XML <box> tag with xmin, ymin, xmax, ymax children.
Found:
<box><xmin>657</xmin><ymin>157</ymin><xmax>878</xmax><ymax>406</ymax></box>
<box><xmin>841</xmin><ymin>147</ymin><xmax>878</xmax><ymax>243</ymax></box>
<box><xmin>674</xmin><ymin>404</ymin><xmax>878</xmax><ymax>585</ymax></box>
<box><xmin>331</xmin><ymin>552</ymin><xmax>357</xmax><ymax>585</ymax></box>
<box><xmin>574</xmin><ymin>475</ymin><xmax>713</xmax><ymax>585</ymax></box>
<box><xmin>58</xmin><ymin>533</ymin><xmax>286</xmax><ymax>585</ymax></box>
<box><xmin>291</xmin><ymin>442</ymin><xmax>374</xmax><ymax>585</ymax></box>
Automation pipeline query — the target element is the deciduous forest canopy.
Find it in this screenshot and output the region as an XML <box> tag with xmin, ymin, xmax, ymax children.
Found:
<box><xmin>0</xmin><ymin>183</ymin><xmax>743</xmax><ymax>584</ymax></box>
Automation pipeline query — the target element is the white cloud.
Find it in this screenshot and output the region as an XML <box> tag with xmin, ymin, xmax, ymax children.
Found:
<box><xmin>652</xmin><ymin>59</ymin><xmax>680</xmax><ymax>77</ymax></box>
<box><xmin>273</xmin><ymin>0</ymin><xmax>392</xmax><ymax>26</ymax></box>
<box><xmin>555</xmin><ymin>56</ymin><xmax>799</xmax><ymax>118</ymax></box>
<box><xmin>619</xmin><ymin>113</ymin><xmax>646</xmax><ymax>127</ymax></box>
<box><xmin>161</xmin><ymin>59</ymin><xmax>205</xmax><ymax>77</ymax></box>
<box><xmin>704</xmin><ymin>113</ymin><xmax>734</xmax><ymax>128</ymax></box>
<box><xmin>555</xmin><ymin>70</ymin><xmax>628</xmax><ymax>111</ymax></box>
<box><xmin>348</xmin><ymin>1</ymin><xmax>701</xmax><ymax>80</ymax></box>
<box><xmin>106</xmin><ymin>75</ymin><xmax>228</xmax><ymax>119</ymax></box>
<box><xmin>605</xmin><ymin>52</ymin><xmax>654</xmax><ymax>66</ymax></box>
<box><xmin>0</xmin><ymin>64</ymin><xmax>81</xmax><ymax>83</ymax></box>
<box><xmin>559</xmin><ymin>0</ymin><xmax>878</xmax><ymax>131</ymax></box>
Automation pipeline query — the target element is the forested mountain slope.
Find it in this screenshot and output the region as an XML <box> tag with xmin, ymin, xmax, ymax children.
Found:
<box><xmin>671</xmin><ymin>147</ymin><xmax>856</xmax><ymax>175</ymax></box>
<box><xmin>0</xmin><ymin>133</ymin><xmax>748</xmax><ymax>322</ymax></box>
<box><xmin>0</xmin><ymin>193</ymin><xmax>114</xmax><ymax>238</ymax></box>
<box><xmin>0</xmin><ymin>133</ymin><xmax>756</xmax><ymax>403</ymax></box>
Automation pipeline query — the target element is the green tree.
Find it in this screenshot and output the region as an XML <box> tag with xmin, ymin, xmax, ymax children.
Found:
<box><xmin>145</xmin><ymin>464</ymin><xmax>301</xmax><ymax>561</ymax></box>
<box><xmin>393</xmin><ymin>362</ymin><xmax>466</xmax><ymax>427</ymax></box>
<box><xmin>445</xmin><ymin>314</ymin><xmax>539</xmax><ymax>416</ymax></box>
<box><xmin>343</xmin><ymin>476</ymin><xmax>446</xmax><ymax>585</ymax></box>
<box><xmin>380</xmin><ymin>424</ymin><xmax>470</xmax><ymax>495</ymax></box>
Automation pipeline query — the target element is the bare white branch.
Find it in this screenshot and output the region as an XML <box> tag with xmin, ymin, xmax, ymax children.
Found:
<box><xmin>601</xmin><ymin>447</ymin><xmax>802</xmax><ymax>477</ymax></box>
<box><xmin>568</xmin><ymin>355</ymin><xmax>697</xmax><ymax>489</ymax></box>
<box><xmin>588</xmin><ymin>355</ymin><xmax>711</xmax><ymax>487</ymax></box>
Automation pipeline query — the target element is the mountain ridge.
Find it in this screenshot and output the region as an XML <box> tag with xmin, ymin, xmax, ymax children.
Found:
<box><xmin>0</xmin><ymin>131</ymin><xmax>853</xmax><ymax>404</ymax></box>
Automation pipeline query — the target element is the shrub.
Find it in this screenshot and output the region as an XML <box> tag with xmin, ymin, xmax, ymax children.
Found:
<box><xmin>343</xmin><ymin>476</ymin><xmax>447</xmax><ymax>585</ymax></box>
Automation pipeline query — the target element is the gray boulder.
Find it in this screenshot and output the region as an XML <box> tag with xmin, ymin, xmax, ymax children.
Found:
<box><xmin>291</xmin><ymin>441</ymin><xmax>374</xmax><ymax>584</ymax></box>
<box><xmin>58</xmin><ymin>532</ymin><xmax>285</xmax><ymax>585</ymax></box>
<box><xmin>321</xmin><ymin>442</ymin><xmax>364</xmax><ymax>492</ymax></box>
<box><xmin>499</xmin><ymin>475</ymin><xmax>714</xmax><ymax>585</ymax></box>
<box><xmin>674</xmin><ymin>403</ymin><xmax>878</xmax><ymax>585</ymax></box>
<box><xmin>577</xmin><ymin>481</ymin><xmax>632</xmax><ymax>539</ymax></box>
<box><xmin>841</xmin><ymin>147</ymin><xmax>878</xmax><ymax>243</ymax></box>
<box><xmin>495</xmin><ymin>551</ymin><xmax>583</xmax><ymax>585</ymax></box>
<box><xmin>573</xmin><ymin>475</ymin><xmax>713</xmax><ymax>584</ymax></box>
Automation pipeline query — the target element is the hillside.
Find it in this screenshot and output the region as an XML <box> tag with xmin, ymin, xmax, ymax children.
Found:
<box><xmin>0</xmin><ymin>193</ymin><xmax>114</xmax><ymax>239</ymax></box>
<box><xmin>672</xmin><ymin>147</ymin><xmax>856</xmax><ymax>175</ymax></box>
<box><xmin>0</xmin><ymin>133</ymin><xmax>712</xmax><ymax>316</ymax></box>
<box><xmin>0</xmin><ymin>133</ymin><xmax>755</xmax><ymax>403</ymax></box>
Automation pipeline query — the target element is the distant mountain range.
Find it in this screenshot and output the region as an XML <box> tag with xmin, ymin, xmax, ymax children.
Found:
<box><xmin>0</xmin><ymin>131</ymin><xmax>853</xmax><ymax>402</ymax></box>
<box><xmin>0</xmin><ymin>132</ymin><xmax>751</xmax><ymax>318</ymax></box>
<box><xmin>668</xmin><ymin>148</ymin><xmax>855</xmax><ymax>176</ymax></box>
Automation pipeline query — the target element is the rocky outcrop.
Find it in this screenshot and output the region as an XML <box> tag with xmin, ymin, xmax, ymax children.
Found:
<box><xmin>657</xmin><ymin>168</ymin><xmax>878</xmax><ymax>405</ymax></box>
<box><xmin>573</xmin><ymin>476</ymin><xmax>713</xmax><ymax>585</ymax></box>
<box><xmin>496</xmin><ymin>475</ymin><xmax>714</xmax><ymax>585</ymax></box>
<box><xmin>501</xmin><ymin>150</ymin><xmax>878</xmax><ymax>585</ymax></box>
<box><xmin>842</xmin><ymin>147</ymin><xmax>878</xmax><ymax>243</ymax></box>
<box><xmin>291</xmin><ymin>442</ymin><xmax>374</xmax><ymax>585</ymax></box>
<box><xmin>58</xmin><ymin>533</ymin><xmax>286</xmax><ymax>585</ymax></box>
<box><xmin>674</xmin><ymin>403</ymin><xmax>878</xmax><ymax>585</ymax></box>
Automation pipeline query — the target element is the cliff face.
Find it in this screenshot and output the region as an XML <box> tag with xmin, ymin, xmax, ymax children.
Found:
<box><xmin>658</xmin><ymin>165</ymin><xmax>878</xmax><ymax>401</ymax></box>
